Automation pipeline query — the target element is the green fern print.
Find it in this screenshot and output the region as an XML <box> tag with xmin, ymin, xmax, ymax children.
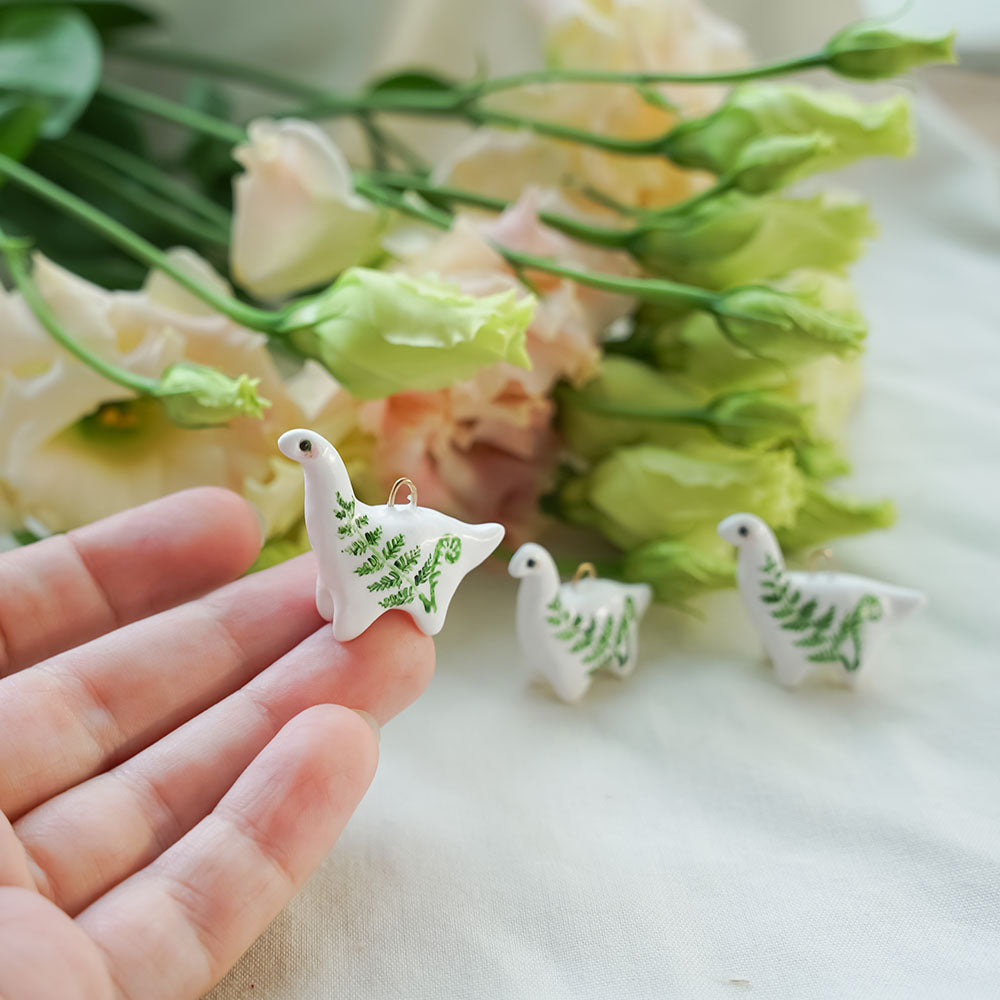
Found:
<box><xmin>759</xmin><ymin>555</ymin><xmax>883</xmax><ymax>672</ymax></box>
<box><xmin>545</xmin><ymin>594</ymin><xmax>638</xmax><ymax>673</ymax></box>
<box><xmin>334</xmin><ymin>492</ymin><xmax>461</xmax><ymax>613</ymax></box>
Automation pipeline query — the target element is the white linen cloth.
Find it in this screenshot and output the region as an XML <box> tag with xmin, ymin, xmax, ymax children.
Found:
<box><xmin>150</xmin><ymin>0</ymin><xmax>1000</xmax><ymax>994</ymax></box>
<box><xmin>204</xmin><ymin>93</ymin><xmax>1000</xmax><ymax>1000</ymax></box>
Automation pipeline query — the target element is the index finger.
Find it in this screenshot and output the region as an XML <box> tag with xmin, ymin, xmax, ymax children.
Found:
<box><xmin>0</xmin><ymin>488</ymin><xmax>262</xmax><ymax>677</ymax></box>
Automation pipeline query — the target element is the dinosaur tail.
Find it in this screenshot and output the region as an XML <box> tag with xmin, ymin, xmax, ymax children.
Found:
<box><xmin>880</xmin><ymin>584</ymin><xmax>927</xmax><ymax>624</ymax></box>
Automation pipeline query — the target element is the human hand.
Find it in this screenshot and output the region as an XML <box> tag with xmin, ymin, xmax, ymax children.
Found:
<box><xmin>0</xmin><ymin>489</ymin><xmax>434</xmax><ymax>999</ymax></box>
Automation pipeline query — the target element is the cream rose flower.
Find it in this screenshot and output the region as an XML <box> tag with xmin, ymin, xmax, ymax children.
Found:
<box><xmin>435</xmin><ymin>0</ymin><xmax>749</xmax><ymax>210</ymax></box>
<box><xmin>230</xmin><ymin>118</ymin><xmax>386</xmax><ymax>300</ymax></box>
<box><xmin>0</xmin><ymin>250</ymin><xmax>357</xmax><ymax>536</ymax></box>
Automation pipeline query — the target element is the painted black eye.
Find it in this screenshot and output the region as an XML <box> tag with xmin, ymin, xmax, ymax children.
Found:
<box><xmin>738</xmin><ymin>525</ymin><xmax>749</xmax><ymax>537</ymax></box>
<box><xmin>299</xmin><ymin>439</ymin><xmax>312</xmax><ymax>452</ymax></box>
<box><xmin>526</xmin><ymin>558</ymin><xmax>536</xmax><ymax>568</ymax></box>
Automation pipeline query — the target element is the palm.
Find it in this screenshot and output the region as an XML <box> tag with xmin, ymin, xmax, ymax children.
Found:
<box><xmin>0</xmin><ymin>489</ymin><xmax>434</xmax><ymax>999</ymax></box>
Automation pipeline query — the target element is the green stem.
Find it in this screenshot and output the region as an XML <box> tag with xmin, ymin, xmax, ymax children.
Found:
<box><xmin>97</xmin><ymin>80</ymin><xmax>247</xmax><ymax>144</ymax></box>
<box><xmin>363</xmin><ymin>170</ymin><xmax>634</xmax><ymax>247</ymax></box>
<box><xmin>110</xmin><ymin>45</ymin><xmax>331</xmax><ymax>102</ymax></box>
<box><xmin>499</xmin><ymin>247</ymin><xmax>718</xmax><ymax>310</ymax></box>
<box><xmin>114</xmin><ymin>42</ymin><xmax>829</xmax><ymax>96</ymax></box>
<box><xmin>462</xmin><ymin>106</ymin><xmax>664</xmax><ymax>156</ymax></box>
<box><xmin>0</xmin><ymin>152</ymin><xmax>280</xmax><ymax>330</ymax></box>
<box><xmin>0</xmin><ymin>226</ymin><xmax>158</xmax><ymax>395</ymax></box>
<box><xmin>62</xmin><ymin>130</ymin><xmax>233</xmax><ymax>230</ymax></box>
<box><xmin>43</xmin><ymin>145</ymin><xmax>230</xmax><ymax>247</ymax></box>
<box><xmin>360</xmin><ymin>175</ymin><xmax>717</xmax><ymax>312</ymax></box>
<box><xmin>472</xmin><ymin>54</ymin><xmax>830</xmax><ymax>93</ymax></box>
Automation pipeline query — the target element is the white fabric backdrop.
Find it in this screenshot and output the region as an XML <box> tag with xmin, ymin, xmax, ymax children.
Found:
<box><xmin>161</xmin><ymin>2</ymin><xmax>1000</xmax><ymax>996</ymax></box>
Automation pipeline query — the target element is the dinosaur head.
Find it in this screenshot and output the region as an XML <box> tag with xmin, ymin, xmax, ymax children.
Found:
<box><xmin>278</xmin><ymin>428</ymin><xmax>327</xmax><ymax>463</ymax></box>
<box><xmin>508</xmin><ymin>542</ymin><xmax>552</xmax><ymax>580</ymax></box>
<box><xmin>717</xmin><ymin>512</ymin><xmax>772</xmax><ymax>549</ymax></box>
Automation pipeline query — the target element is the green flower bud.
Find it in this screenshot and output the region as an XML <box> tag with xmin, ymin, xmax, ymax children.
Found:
<box><xmin>558</xmin><ymin>356</ymin><xmax>711</xmax><ymax>462</ymax></box>
<box><xmin>557</xmin><ymin>442</ymin><xmax>805</xmax><ymax>550</ymax></box>
<box><xmin>651</xmin><ymin>272</ymin><xmax>866</xmax><ymax>393</ymax></box>
<box><xmin>622</xmin><ymin>529</ymin><xmax>736</xmax><ymax>606</ymax></box>
<box><xmin>280</xmin><ymin>267</ymin><xmax>533</xmax><ymax>399</ymax></box>
<box><xmin>558</xmin><ymin>357</ymin><xmax>812</xmax><ymax>461</ymax></box>
<box><xmin>630</xmin><ymin>190</ymin><xmax>874</xmax><ymax>289</ymax></box>
<box><xmin>703</xmin><ymin>391</ymin><xmax>811</xmax><ymax>448</ymax></box>
<box><xmin>727</xmin><ymin>133</ymin><xmax>833</xmax><ymax>194</ymax></box>
<box><xmin>713</xmin><ymin>271</ymin><xmax>867</xmax><ymax>364</ymax></box>
<box><xmin>154</xmin><ymin>362</ymin><xmax>270</xmax><ymax>428</ymax></box>
<box><xmin>776</xmin><ymin>480</ymin><xmax>896</xmax><ymax>551</ymax></box>
<box><xmin>663</xmin><ymin>84</ymin><xmax>913</xmax><ymax>180</ymax></box>
<box><xmin>825</xmin><ymin>22</ymin><xmax>956</xmax><ymax>80</ymax></box>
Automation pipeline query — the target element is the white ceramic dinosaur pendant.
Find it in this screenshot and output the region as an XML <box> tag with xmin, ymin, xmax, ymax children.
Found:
<box><xmin>508</xmin><ymin>543</ymin><xmax>652</xmax><ymax>703</ymax></box>
<box><xmin>718</xmin><ymin>513</ymin><xmax>926</xmax><ymax>688</ymax></box>
<box><xmin>279</xmin><ymin>429</ymin><xmax>505</xmax><ymax>641</ymax></box>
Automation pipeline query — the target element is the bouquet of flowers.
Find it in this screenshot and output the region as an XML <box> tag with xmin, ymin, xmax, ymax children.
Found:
<box><xmin>0</xmin><ymin>0</ymin><xmax>952</xmax><ymax>604</ymax></box>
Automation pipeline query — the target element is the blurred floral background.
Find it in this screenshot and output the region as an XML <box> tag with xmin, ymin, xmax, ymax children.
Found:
<box><xmin>0</xmin><ymin>0</ymin><xmax>954</xmax><ymax>603</ymax></box>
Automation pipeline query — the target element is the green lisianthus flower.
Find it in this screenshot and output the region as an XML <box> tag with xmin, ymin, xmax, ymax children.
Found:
<box><xmin>663</xmin><ymin>84</ymin><xmax>913</xmax><ymax>181</ymax></box>
<box><xmin>154</xmin><ymin>362</ymin><xmax>270</xmax><ymax>428</ymax></box>
<box><xmin>557</xmin><ymin>441</ymin><xmax>805</xmax><ymax>550</ymax></box>
<box><xmin>825</xmin><ymin>22</ymin><xmax>956</xmax><ymax>80</ymax></box>
<box><xmin>629</xmin><ymin>190</ymin><xmax>874</xmax><ymax>289</ymax></box>
<box><xmin>621</xmin><ymin>529</ymin><xmax>736</xmax><ymax>606</ymax></box>
<box><xmin>776</xmin><ymin>480</ymin><xmax>896</xmax><ymax>552</ymax></box>
<box><xmin>279</xmin><ymin>267</ymin><xmax>534</xmax><ymax>400</ymax></box>
<box><xmin>651</xmin><ymin>273</ymin><xmax>865</xmax><ymax>395</ymax></box>
<box><xmin>713</xmin><ymin>271</ymin><xmax>867</xmax><ymax>364</ymax></box>
<box><xmin>558</xmin><ymin>356</ymin><xmax>811</xmax><ymax>461</ymax></box>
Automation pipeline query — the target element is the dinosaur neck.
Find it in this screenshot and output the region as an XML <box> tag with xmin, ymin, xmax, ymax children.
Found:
<box><xmin>303</xmin><ymin>448</ymin><xmax>354</xmax><ymax>544</ymax></box>
<box><xmin>738</xmin><ymin>534</ymin><xmax>785</xmax><ymax>595</ymax></box>
<box><xmin>517</xmin><ymin>560</ymin><xmax>560</xmax><ymax>627</ymax></box>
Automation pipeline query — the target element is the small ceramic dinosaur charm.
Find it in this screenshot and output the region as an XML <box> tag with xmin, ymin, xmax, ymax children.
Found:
<box><xmin>279</xmin><ymin>429</ymin><xmax>504</xmax><ymax>641</ymax></box>
<box><xmin>508</xmin><ymin>542</ymin><xmax>652</xmax><ymax>703</ymax></box>
<box><xmin>718</xmin><ymin>512</ymin><xmax>925</xmax><ymax>688</ymax></box>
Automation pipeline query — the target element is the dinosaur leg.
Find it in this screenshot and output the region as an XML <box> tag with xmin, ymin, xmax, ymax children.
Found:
<box><xmin>606</xmin><ymin>622</ymin><xmax>640</xmax><ymax>678</ymax></box>
<box><xmin>315</xmin><ymin>578</ymin><xmax>334</xmax><ymax>622</ymax></box>
<box><xmin>772</xmin><ymin>654</ymin><xmax>811</xmax><ymax>689</ymax></box>
<box><xmin>548</xmin><ymin>658</ymin><xmax>592</xmax><ymax>704</ymax></box>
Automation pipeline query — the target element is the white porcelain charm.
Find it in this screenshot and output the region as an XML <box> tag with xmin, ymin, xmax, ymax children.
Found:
<box><xmin>718</xmin><ymin>513</ymin><xmax>926</xmax><ymax>688</ymax></box>
<box><xmin>508</xmin><ymin>543</ymin><xmax>652</xmax><ymax>703</ymax></box>
<box><xmin>279</xmin><ymin>429</ymin><xmax>504</xmax><ymax>641</ymax></box>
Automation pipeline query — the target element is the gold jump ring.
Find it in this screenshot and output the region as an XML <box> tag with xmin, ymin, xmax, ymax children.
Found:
<box><xmin>387</xmin><ymin>477</ymin><xmax>418</xmax><ymax>508</ymax></box>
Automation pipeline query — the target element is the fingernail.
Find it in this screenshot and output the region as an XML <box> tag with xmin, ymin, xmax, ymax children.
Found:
<box><xmin>352</xmin><ymin>709</ymin><xmax>380</xmax><ymax>744</ymax></box>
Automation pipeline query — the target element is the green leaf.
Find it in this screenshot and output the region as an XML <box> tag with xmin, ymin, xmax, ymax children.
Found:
<box><xmin>367</xmin><ymin>68</ymin><xmax>456</xmax><ymax>93</ymax></box>
<box><xmin>2</xmin><ymin>2</ymin><xmax>157</xmax><ymax>37</ymax></box>
<box><xmin>0</xmin><ymin>94</ymin><xmax>43</xmax><ymax>160</ymax></box>
<box><xmin>0</xmin><ymin>6</ymin><xmax>102</xmax><ymax>138</ymax></box>
<box><xmin>178</xmin><ymin>77</ymin><xmax>237</xmax><ymax>206</ymax></box>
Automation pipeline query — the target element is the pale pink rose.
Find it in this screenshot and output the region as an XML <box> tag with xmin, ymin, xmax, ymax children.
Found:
<box><xmin>359</xmin><ymin>193</ymin><xmax>635</xmax><ymax>540</ymax></box>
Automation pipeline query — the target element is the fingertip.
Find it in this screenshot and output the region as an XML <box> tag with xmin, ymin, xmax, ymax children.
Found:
<box><xmin>172</xmin><ymin>487</ymin><xmax>263</xmax><ymax>572</ymax></box>
<box><xmin>345</xmin><ymin>612</ymin><xmax>436</xmax><ymax>724</ymax></box>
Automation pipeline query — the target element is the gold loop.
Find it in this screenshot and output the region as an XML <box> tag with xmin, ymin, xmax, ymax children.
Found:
<box><xmin>387</xmin><ymin>477</ymin><xmax>418</xmax><ymax>508</ymax></box>
<box><xmin>572</xmin><ymin>561</ymin><xmax>597</xmax><ymax>583</ymax></box>
<box><xmin>807</xmin><ymin>547</ymin><xmax>835</xmax><ymax>572</ymax></box>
